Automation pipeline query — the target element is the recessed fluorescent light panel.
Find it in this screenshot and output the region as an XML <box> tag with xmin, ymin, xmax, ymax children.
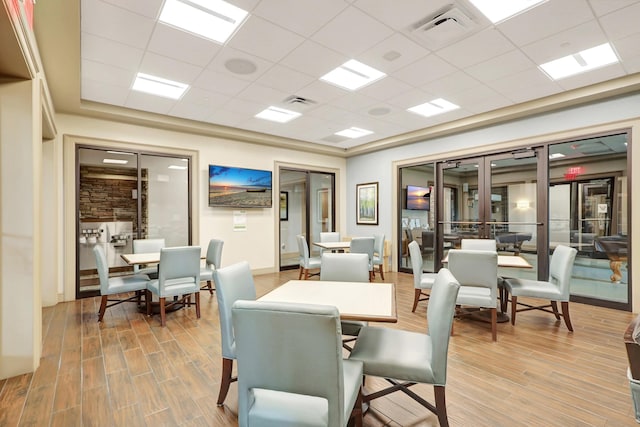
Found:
<box><xmin>320</xmin><ymin>60</ymin><xmax>386</xmax><ymax>91</ymax></box>
<box><xmin>168</xmin><ymin>165</ymin><xmax>188</xmax><ymax>170</ymax></box>
<box><xmin>407</xmin><ymin>98</ymin><xmax>460</xmax><ymax>118</ymax></box>
<box><xmin>103</xmin><ymin>159</ymin><xmax>128</xmax><ymax>165</ymax></box>
<box><xmin>159</xmin><ymin>0</ymin><xmax>248</xmax><ymax>44</ymax></box>
<box><xmin>549</xmin><ymin>153</ymin><xmax>566</xmax><ymax>159</ymax></box>
<box><xmin>255</xmin><ymin>106</ymin><xmax>302</xmax><ymax>123</ymax></box>
<box><xmin>469</xmin><ymin>0</ymin><xmax>547</xmax><ymax>24</ymax></box>
<box><xmin>539</xmin><ymin>43</ymin><xmax>619</xmax><ymax>80</ymax></box>
<box><xmin>335</xmin><ymin>127</ymin><xmax>374</xmax><ymax>139</ymax></box>
<box><xmin>132</xmin><ymin>73</ymin><xmax>189</xmax><ymax>99</ymax></box>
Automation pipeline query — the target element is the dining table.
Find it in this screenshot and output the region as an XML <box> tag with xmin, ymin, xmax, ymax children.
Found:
<box><xmin>312</xmin><ymin>241</ymin><xmax>352</xmax><ymax>252</ymax></box>
<box><xmin>258</xmin><ymin>280</ymin><xmax>397</xmax><ymax>323</ymax></box>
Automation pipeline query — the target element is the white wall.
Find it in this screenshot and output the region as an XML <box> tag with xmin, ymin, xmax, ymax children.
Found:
<box><xmin>55</xmin><ymin>114</ymin><xmax>346</xmax><ymax>301</ymax></box>
<box><xmin>346</xmin><ymin>93</ymin><xmax>640</xmax><ymax>311</ymax></box>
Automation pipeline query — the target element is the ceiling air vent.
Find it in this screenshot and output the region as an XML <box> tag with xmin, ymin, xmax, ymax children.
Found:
<box><xmin>284</xmin><ymin>95</ymin><xmax>316</xmax><ymax>106</ymax></box>
<box><xmin>411</xmin><ymin>5</ymin><xmax>478</xmax><ymax>47</ymax></box>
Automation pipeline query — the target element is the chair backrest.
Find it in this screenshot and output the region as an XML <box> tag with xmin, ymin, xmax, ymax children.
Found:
<box><xmin>212</xmin><ymin>261</ymin><xmax>257</xmax><ymax>359</ymax></box>
<box><xmin>447</xmin><ymin>249</ymin><xmax>498</xmax><ymax>297</ymax></box>
<box><xmin>205</xmin><ymin>238</ymin><xmax>224</xmax><ymax>269</ymax></box>
<box><xmin>93</xmin><ymin>245</ymin><xmax>110</xmax><ymax>294</ymax></box>
<box><xmin>156</xmin><ymin>246</ymin><xmax>201</xmax><ymax>296</ymax></box>
<box><xmin>296</xmin><ymin>234</ymin><xmax>312</xmax><ymax>267</ymax></box>
<box><xmin>373</xmin><ymin>233</ymin><xmax>385</xmax><ymax>257</ymax></box>
<box><xmin>427</xmin><ymin>268</ymin><xmax>461</xmax><ymax>385</ymax></box>
<box><xmin>548</xmin><ymin>245</ymin><xmax>577</xmax><ymax>299</ymax></box>
<box><xmin>133</xmin><ymin>238</ymin><xmax>165</xmax><ymax>273</ymax></box>
<box><xmin>232</xmin><ymin>300</ymin><xmax>346</xmax><ymax>427</ymax></box>
<box><xmin>461</xmin><ymin>238</ymin><xmax>496</xmax><ymax>251</ymax></box>
<box><xmin>320</xmin><ymin>232</ymin><xmax>340</xmax><ymax>243</ymax></box>
<box><xmin>349</xmin><ymin>237</ymin><xmax>374</xmax><ymax>270</ymax></box>
<box><xmin>408</xmin><ymin>240</ymin><xmax>423</xmax><ymax>288</ymax></box>
<box><xmin>421</xmin><ymin>231</ymin><xmax>435</xmax><ymax>252</ymax></box>
<box><xmin>320</xmin><ymin>253</ymin><xmax>369</xmax><ymax>282</ymax></box>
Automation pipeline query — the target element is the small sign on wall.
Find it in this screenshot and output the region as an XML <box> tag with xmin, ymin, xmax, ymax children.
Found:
<box><xmin>598</xmin><ymin>204</ymin><xmax>608</xmax><ymax>214</ymax></box>
<box><xmin>233</xmin><ymin>210</ymin><xmax>247</xmax><ymax>231</ymax></box>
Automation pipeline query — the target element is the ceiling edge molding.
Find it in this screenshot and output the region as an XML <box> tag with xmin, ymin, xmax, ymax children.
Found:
<box><xmin>345</xmin><ymin>73</ymin><xmax>640</xmax><ymax>157</ymax></box>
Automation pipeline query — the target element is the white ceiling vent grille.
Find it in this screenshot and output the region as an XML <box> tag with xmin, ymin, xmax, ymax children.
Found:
<box><xmin>411</xmin><ymin>5</ymin><xmax>478</xmax><ymax>48</ymax></box>
<box><xmin>284</xmin><ymin>95</ymin><xmax>316</xmax><ymax>106</ymax></box>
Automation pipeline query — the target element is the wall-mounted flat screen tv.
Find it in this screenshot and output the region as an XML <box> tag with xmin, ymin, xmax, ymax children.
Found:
<box><xmin>406</xmin><ymin>185</ymin><xmax>430</xmax><ymax>210</ymax></box>
<box><xmin>209</xmin><ymin>165</ymin><xmax>273</xmax><ymax>208</ymax></box>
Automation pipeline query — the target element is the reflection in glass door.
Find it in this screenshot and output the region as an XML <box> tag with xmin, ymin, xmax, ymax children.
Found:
<box><xmin>279</xmin><ymin>168</ymin><xmax>335</xmax><ymax>270</ymax></box>
<box><xmin>76</xmin><ymin>147</ymin><xmax>191</xmax><ymax>299</ymax></box>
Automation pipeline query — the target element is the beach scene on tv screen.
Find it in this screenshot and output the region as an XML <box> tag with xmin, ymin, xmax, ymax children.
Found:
<box><xmin>209</xmin><ymin>165</ymin><xmax>272</xmax><ymax>207</ymax></box>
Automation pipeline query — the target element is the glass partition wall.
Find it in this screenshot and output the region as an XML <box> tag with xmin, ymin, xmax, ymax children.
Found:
<box><xmin>76</xmin><ymin>147</ymin><xmax>192</xmax><ymax>299</ymax></box>
<box><xmin>399</xmin><ymin>131</ymin><xmax>630</xmax><ymax>310</ymax></box>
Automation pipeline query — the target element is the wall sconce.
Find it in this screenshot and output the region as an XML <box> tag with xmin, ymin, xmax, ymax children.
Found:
<box><xmin>516</xmin><ymin>200</ymin><xmax>530</xmax><ymax>209</ymax></box>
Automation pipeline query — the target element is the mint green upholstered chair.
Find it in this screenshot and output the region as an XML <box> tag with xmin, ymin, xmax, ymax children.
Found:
<box><xmin>93</xmin><ymin>245</ymin><xmax>149</xmax><ymax>322</ymax></box>
<box><xmin>460</xmin><ymin>238</ymin><xmax>496</xmax><ymax>251</ymax></box>
<box><xmin>212</xmin><ymin>261</ymin><xmax>256</xmax><ymax>406</ymax></box>
<box><xmin>145</xmin><ymin>246</ymin><xmax>201</xmax><ymax>327</ymax></box>
<box><xmin>372</xmin><ymin>233</ymin><xmax>386</xmax><ymax>280</ymax></box>
<box><xmin>409</xmin><ymin>240</ymin><xmax>437</xmax><ymax>312</ymax></box>
<box><xmin>448</xmin><ymin>249</ymin><xmax>499</xmax><ymax>341</ymax></box>
<box><xmin>132</xmin><ymin>238</ymin><xmax>165</xmax><ymax>278</ymax></box>
<box><xmin>349</xmin><ymin>237</ymin><xmax>374</xmax><ymax>281</ymax></box>
<box><xmin>296</xmin><ymin>234</ymin><xmax>321</xmax><ymax>279</ymax></box>
<box><xmin>320</xmin><ymin>252</ymin><xmax>369</xmax><ymax>350</ymax></box>
<box><xmin>200</xmin><ymin>238</ymin><xmax>223</xmax><ymax>294</ymax></box>
<box><xmin>348</xmin><ymin>268</ymin><xmax>460</xmax><ymax>427</ymax></box>
<box><xmin>319</xmin><ymin>231</ymin><xmax>341</xmax><ymax>255</ymax></box>
<box><xmin>503</xmin><ymin>245</ymin><xmax>577</xmax><ymax>331</ymax></box>
<box><xmin>232</xmin><ymin>300</ymin><xmax>363</xmax><ymax>427</ymax></box>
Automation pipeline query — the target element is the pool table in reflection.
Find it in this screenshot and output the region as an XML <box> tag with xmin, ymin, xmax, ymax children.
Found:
<box><xmin>595</xmin><ymin>235</ymin><xmax>628</xmax><ymax>283</ymax></box>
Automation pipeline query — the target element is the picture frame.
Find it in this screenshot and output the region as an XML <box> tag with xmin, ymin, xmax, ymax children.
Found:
<box><xmin>317</xmin><ymin>188</ymin><xmax>329</xmax><ymax>223</ymax></box>
<box><xmin>356</xmin><ymin>182</ymin><xmax>378</xmax><ymax>225</ymax></box>
<box><xmin>279</xmin><ymin>191</ymin><xmax>288</xmax><ymax>221</ymax></box>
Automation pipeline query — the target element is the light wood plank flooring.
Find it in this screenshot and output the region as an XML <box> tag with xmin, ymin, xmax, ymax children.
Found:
<box><xmin>0</xmin><ymin>269</ymin><xmax>638</xmax><ymax>426</ymax></box>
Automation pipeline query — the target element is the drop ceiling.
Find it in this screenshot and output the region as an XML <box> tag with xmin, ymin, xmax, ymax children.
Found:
<box><xmin>58</xmin><ymin>1</ymin><xmax>640</xmax><ymax>152</ymax></box>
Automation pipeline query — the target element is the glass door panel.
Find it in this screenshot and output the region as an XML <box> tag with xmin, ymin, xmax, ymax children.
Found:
<box><xmin>308</xmin><ymin>172</ymin><xmax>334</xmax><ymax>258</ymax></box>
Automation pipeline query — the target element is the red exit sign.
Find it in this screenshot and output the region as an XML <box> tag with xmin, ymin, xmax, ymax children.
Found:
<box><xmin>564</xmin><ymin>166</ymin><xmax>585</xmax><ymax>180</ymax></box>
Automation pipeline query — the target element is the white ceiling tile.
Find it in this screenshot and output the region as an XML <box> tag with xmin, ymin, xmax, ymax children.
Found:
<box><xmin>329</xmin><ymin>93</ymin><xmax>378</xmax><ymax>112</ymax></box>
<box><xmin>555</xmin><ymin>63</ymin><xmax>627</xmax><ymax>90</ymax></box>
<box><xmin>100</xmin><ymin>0</ymin><xmax>163</xmax><ymax>19</ymax></box>
<box><xmin>237</xmin><ymin>83</ymin><xmax>292</xmax><ymax>106</ymax></box>
<box><xmin>520</xmin><ymin>21</ymin><xmax>609</xmax><ymax>64</ymax></box>
<box><xmin>81</xmin><ymin>0</ymin><xmax>155</xmax><ymax>49</ymax></box>
<box><xmin>436</xmin><ymin>27</ymin><xmax>515</xmax><ymax>69</ymax></box>
<box><xmin>147</xmin><ymin>24</ymin><xmax>222</xmax><ymax>67</ymax></box>
<box><xmin>138</xmin><ymin>52</ymin><xmax>203</xmax><ymax>85</ymax></box>
<box><xmin>497</xmin><ymin>0</ymin><xmax>595</xmax><ymax>46</ymax></box>
<box><xmin>447</xmin><ymin>85</ymin><xmax>513</xmax><ymax>114</ymax></box>
<box><xmin>599</xmin><ymin>1</ymin><xmax>640</xmax><ymax>40</ymax></box>
<box><xmin>125</xmin><ymin>91</ymin><xmax>177</xmax><ymax>115</ymax></box>
<box><xmin>81</xmin><ymin>59</ymin><xmax>134</xmax><ymax>88</ymax></box>
<box><xmin>295</xmin><ymin>80</ymin><xmax>347</xmax><ymax>104</ymax></box>
<box><xmin>358</xmin><ymin>77</ymin><xmax>414</xmax><ymax>102</ymax></box>
<box><xmin>204</xmin><ymin>109</ymin><xmax>246</xmax><ymax>128</ymax></box>
<box><xmin>421</xmin><ymin>71</ymin><xmax>480</xmax><ymax>98</ymax></box>
<box><xmin>465</xmin><ymin>50</ymin><xmax>535</xmax><ymax>83</ymax></box>
<box><xmin>311</xmin><ymin>6</ymin><xmax>394</xmax><ymax>57</ymax></box>
<box><xmin>180</xmin><ymin>88</ymin><xmax>231</xmax><ymax>108</ymax></box>
<box><xmin>228</xmin><ymin>16</ymin><xmax>305</xmax><ymax>62</ymax></box>
<box><xmin>81</xmin><ymin>32</ymin><xmax>144</xmax><ymax>72</ymax></box>
<box><xmin>357</xmin><ymin>34</ymin><xmax>431</xmax><ymax>74</ymax></box>
<box><xmin>386</xmin><ymin>87</ymin><xmax>436</xmax><ymax>110</ymax></box>
<box><xmin>253</xmin><ymin>64</ymin><xmax>316</xmax><ymax>94</ymax></box>
<box><xmin>253</xmin><ymin>0</ymin><xmax>348</xmax><ymax>37</ymax></box>
<box><xmin>192</xmin><ymin>69</ymin><xmax>252</xmax><ymax>96</ymax></box>
<box><xmin>393</xmin><ymin>54</ymin><xmax>458</xmax><ymax>87</ymax></box>
<box><xmin>81</xmin><ymin>80</ymin><xmax>130</xmax><ymax>105</ymax></box>
<box><xmin>487</xmin><ymin>68</ymin><xmax>562</xmax><ymax>103</ymax></box>
<box><xmin>352</xmin><ymin>0</ymin><xmax>452</xmax><ymax>31</ymax></box>
<box><xmin>614</xmin><ymin>33</ymin><xmax>640</xmax><ymax>73</ymax></box>
<box><xmin>206</xmin><ymin>47</ymin><xmax>273</xmax><ymax>82</ymax></box>
<box><xmin>280</xmin><ymin>40</ymin><xmax>347</xmax><ymax>78</ymax></box>
<box><xmin>169</xmin><ymin>101</ymin><xmax>215</xmax><ymax>122</ymax></box>
<box><xmin>589</xmin><ymin>0</ymin><xmax>639</xmax><ymax>16</ymax></box>
<box><xmin>222</xmin><ymin>97</ymin><xmax>266</xmax><ymax>115</ymax></box>
<box><xmin>306</xmin><ymin>104</ymin><xmax>354</xmax><ymax>122</ymax></box>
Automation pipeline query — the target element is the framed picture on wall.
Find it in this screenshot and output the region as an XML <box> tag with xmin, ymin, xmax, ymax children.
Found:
<box><xmin>356</xmin><ymin>182</ymin><xmax>378</xmax><ymax>225</ymax></box>
<box><xmin>279</xmin><ymin>191</ymin><xmax>288</xmax><ymax>221</ymax></box>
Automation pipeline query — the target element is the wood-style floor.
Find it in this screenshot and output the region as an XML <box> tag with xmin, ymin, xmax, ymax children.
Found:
<box><xmin>1</xmin><ymin>268</ymin><xmax>638</xmax><ymax>426</ymax></box>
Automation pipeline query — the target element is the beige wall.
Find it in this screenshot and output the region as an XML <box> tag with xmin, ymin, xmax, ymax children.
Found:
<box><xmin>54</xmin><ymin>114</ymin><xmax>347</xmax><ymax>302</ymax></box>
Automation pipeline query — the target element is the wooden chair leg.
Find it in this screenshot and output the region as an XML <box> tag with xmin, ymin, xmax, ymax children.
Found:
<box><xmin>550</xmin><ymin>301</ymin><xmax>561</xmax><ymax>320</ymax></box>
<box><xmin>159</xmin><ymin>297</ymin><xmax>166</xmax><ymax>327</ymax></box>
<box><xmin>304</xmin><ymin>268</ymin><xmax>310</xmax><ymax>280</ymax></box>
<box><xmin>510</xmin><ymin>295</ymin><xmax>518</xmax><ymax>325</ymax></box>
<box><xmin>207</xmin><ymin>280</ymin><xmax>214</xmax><ymax>295</ymax></box>
<box><xmin>217</xmin><ymin>358</ymin><xmax>234</xmax><ymax>406</ymax></box>
<box><xmin>351</xmin><ymin>386</ymin><xmax>363</xmax><ymax>427</ymax></box>
<box><xmin>378</xmin><ymin>265</ymin><xmax>385</xmax><ymax>281</ymax></box>
<box><xmin>434</xmin><ymin>385</ymin><xmax>449</xmax><ymax>427</ymax></box>
<box><xmin>561</xmin><ymin>301</ymin><xmax>574</xmax><ymax>332</ymax></box>
<box><xmin>146</xmin><ymin>290</ymin><xmax>152</xmax><ymax>316</ymax></box>
<box><xmin>97</xmin><ymin>295</ymin><xmax>108</xmax><ymax>322</ymax></box>
<box><xmin>298</xmin><ymin>267</ymin><xmax>304</xmax><ymax>280</ymax></box>
<box><xmin>490</xmin><ymin>308</ymin><xmax>497</xmax><ymax>342</ymax></box>
<box><xmin>412</xmin><ymin>289</ymin><xmax>421</xmax><ymax>312</ymax></box>
<box><xmin>195</xmin><ymin>292</ymin><xmax>201</xmax><ymax>319</ymax></box>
